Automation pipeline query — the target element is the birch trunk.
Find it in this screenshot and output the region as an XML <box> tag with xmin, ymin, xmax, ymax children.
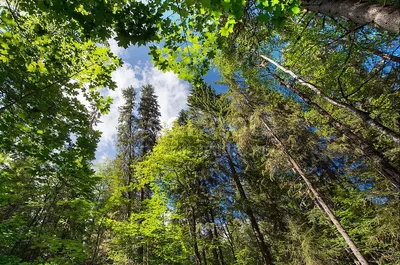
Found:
<box><xmin>260</xmin><ymin>55</ymin><xmax>400</xmax><ymax>144</ymax></box>
<box><xmin>301</xmin><ymin>0</ymin><xmax>400</xmax><ymax>34</ymax></box>
<box><xmin>263</xmin><ymin>67</ymin><xmax>400</xmax><ymax>188</ymax></box>
<box><xmin>260</xmin><ymin>118</ymin><xmax>369</xmax><ymax>265</ymax></box>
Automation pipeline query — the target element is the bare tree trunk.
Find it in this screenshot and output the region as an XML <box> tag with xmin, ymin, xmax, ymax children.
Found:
<box><xmin>260</xmin><ymin>55</ymin><xmax>400</xmax><ymax>144</ymax></box>
<box><xmin>260</xmin><ymin>118</ymin><xmax>369</xmax><ymax>265</ymax></box>
<box><xmin>301</xmin><ymin>0</ymin><xmax>400</xmax><ymax>34</ymax></box>
<box><xmin>225</xmin><ymin>150</ymin><xmax>274</xmax><ymax>265</ymax></box>
<box><xmin>371</xmin><ymin>49</ymin><xmax>400</xmax><ymax>63</ymax></box>
<box><xmin>263</xmin><ymin>67</ymin><xmax>400</xmax><ymax>188</ymax></box>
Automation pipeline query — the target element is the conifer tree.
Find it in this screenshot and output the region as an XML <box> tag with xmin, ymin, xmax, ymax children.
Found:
<box><xmin>138</xmin><ymin>84</ymin><xmax>162</xmax><ymax>157</ymax></box>
<box><xmin>137</xmin><ymin>84</ymin><xmax>162</xmax><ymax>264</ymax></box>
<box><xmin>117</xmin><ymin>86</ymin><xmax>138</xmax><ymax>218</ymax></box>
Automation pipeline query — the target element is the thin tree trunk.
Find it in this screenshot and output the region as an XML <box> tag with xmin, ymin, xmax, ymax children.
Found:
<box><xmin>191</xmin><ymin>206</ymin><xmax>203</xmax><ymax>265</ymax></box>
<box><xmin>205</xmin><ymin>212</ymin><xmax>221</xmax><ymax>265</ymax></box>
<box><xmin>301</xmin><ymin>0</ymin><xmax>400</xmax><ymax>34</ymax></box>
<box><xmin>371</xmin><ymin>49</ymin><xmax>400</xmax><ymax>63</ymax></box>
<box><xmin>206</xmin><ymin>226</ymin><xmax>219</xmax><ymax>265</ymax></box>
<box><xmin>225</xmin><ymin>150</ymin><xmax>274</xmax><ymax>265</ymax></box>
<box><xmin>217</xmin><ymin>242</ymin><xmax>225</xmax><ymax>265</ymax></box>
<box><xmin>330</xmin><ymin>39</ymin><xmax>400</xmax><ymax>64</ymax></box>
<box><xmin>260</xmin><ymin>118</ymin><xmax>369</xmax><ymax>265</ymax></box>
<box><xmin>210</xmin><ymin>210</ymin><xmax>225</xmax><ymax>265</ymax></box>
<box><xmin>221</xmin><ymin>223</ymin><xmax>237</xmax><ymax>261</ymax></box>
<box><xmin>260</xmin><ymin>55</ymin><xmax>400</xmax><ymax>144</ymax></box>
<box><xmin>202</xmin><ymin>248</ymin><xmax>208</xmax><ymax>265</ymax></box>
<box><xmin>137</xmin><ymin>174</ymin><xmax>145</xmax><ymax>264</ymax></box>
<box><xmin>146</xmin><ymin>242</ymin><xmax>149</xmax><ymax>265</ymax></box>
<box><xmin>264</xmin><ymin>67</ymin><xmax>400</xmax><ymax>188</ymax></box>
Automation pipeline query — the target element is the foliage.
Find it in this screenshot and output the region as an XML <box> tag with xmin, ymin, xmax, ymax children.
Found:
<box><xmin>1</xmin><ymin>0</ymin><xmax>399</xmax><ymax>264</ymax></box>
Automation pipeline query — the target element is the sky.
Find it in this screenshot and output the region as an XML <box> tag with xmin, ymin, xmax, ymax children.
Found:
<box><xmin>94</xmin><ymin>40</ymin><xmax>225</xmax><ymax>162</ymax></box>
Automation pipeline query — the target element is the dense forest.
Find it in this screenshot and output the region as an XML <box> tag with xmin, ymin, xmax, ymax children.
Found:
<box><xmin>1</xmin><ymin>0</ymin><xmax>399</xmax><ymax>264</ymax></box>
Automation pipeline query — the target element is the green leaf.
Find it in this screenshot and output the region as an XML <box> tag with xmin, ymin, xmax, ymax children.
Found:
<box><xmin>271</xmin><ymin>0</ymin><xmax>279</xmax><ymax>6</ymax></box>
<box><xmin>291</xmin><ymin>6</ymin><xmax>300</xmax><ymax>14</ymax></box>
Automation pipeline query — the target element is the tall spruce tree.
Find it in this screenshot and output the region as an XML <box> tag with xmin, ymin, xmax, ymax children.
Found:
<box><xmin>137</xmin><ymin>84</ymin><xmax>162</xmax><ymax>264</ymax></box>
<box><xmin>138</xmin><ymin>84</ymin><xmax>162</xmax><ymax>156</ymax></box>
<box><xmin>117</xmin><ymin>86</ymin><xmax>138</xmax><ymax>218</ymax></box>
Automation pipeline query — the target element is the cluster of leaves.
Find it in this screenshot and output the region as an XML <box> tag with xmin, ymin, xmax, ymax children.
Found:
<box><xmin>1</xmin><ymin>0</ymin><xmax>399</xmax><ymax>264</ymax></box>
<box><xmin>0</xmin><ymin>2</ymin><xmax>120</xmax><ymax>264</ymax></box>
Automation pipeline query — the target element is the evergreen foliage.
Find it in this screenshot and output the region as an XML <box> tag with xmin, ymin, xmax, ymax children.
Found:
<box><xmin>1</xmin><ymin>0</ymin><xmax>399</xmax><ymax>264</ymax></box>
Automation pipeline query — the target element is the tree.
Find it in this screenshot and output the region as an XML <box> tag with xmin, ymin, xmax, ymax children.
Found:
<box><xmin>138</xmin><ymin>84</ymin><xmax>162</xmax><ymax>156</ymax></box>
<box><xmin>117</xmin><ymin>86</ymin><xmax>139</xmax><ymax>218</ymax></box>
<box><xmin>2</xmin><ymin>0</ymin><xmax>400</xmax><ymax>264</ymax></box>
<box><xmin>0</xmin><ymin>4</ymin><xmax>119</xmax><ymax>264</ymax></box>
<box><xmin>300</xmin><ymin>0</ymin><xmax>400</xmax><ymax>34</ymax></box>
<box><xmin>260</xmin><ymin>55</ymin><xmax>400</xmax><ymax>144</ymax></box>
<box><xmin>188</xmin><ymin>84</ymin><xmax>275</xmax><ymax>265</ymax></box>
<box><xmin>136</xmin><ymin>123</ymin><xmax>212</xmax><ymax>265</ymax></box>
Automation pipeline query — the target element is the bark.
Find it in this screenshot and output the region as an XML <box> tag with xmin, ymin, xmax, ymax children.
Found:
<box><xmin>264</xmin><ymin>67</ymin><xmax>400</xmax><ymax>188</ymax></box>
<box><xmin>330</xmin><ymin>38</ymin><xmax>400</xmax><ymax>63</ymax></box>
<box><xmin>301</xmin><ymin>0</ymin><xmax>400</xmax><ymax>34</ymax></box>
<box><xmin>202</xmin><ymin>248</ymin><xmax>208</xmax><ymax>265</ymax></box>
<box><xmin>260</xmin><ymin>118</ymin><xmax>370</xmax><ymax>265</ymax></box>
<box><xmin>225</xmin><ymin>150</ymin><xmax>274</xmax><ymax>265</ymax></box>
<box><xmin>222</xmin><ymin>223</ymin><xmax>237</xmax><ymax>261</ymax></box>
<box><xmin>90</xmin><ymin>216</ymin><xmax>106</xmax><ymax>265</ymax></box>
<box><xmin>371</xmin><ymin>49</ymin><xmax>400</xmax><ymax>63</ymax></box>
<box><xmin>210</xmin><ymin>210</ymin><xmax>226</xmax><ymax>265</ymax></box>
<box><xmin>332</xmin><ymin>39</ymin><xmax>400</xmax><ymax>64</ymax></box>
<box><xmin>206</xmin><ymin>212</ymin><xmax>221</xmax><ymax>265</ymax></box>
<box><xmin>209</xmin><ymin>230</ymin><xmax>220</xmax><ymax>265</ymax></box>
<box><xmin>191</xmin><ymin>206</ymin><xmax>203</xmax><ymax>265</ymax></box>
<box><xmin>138</xmin><ymin>187</ymin><xmax>144</xmax><ymax>264</ymax></box>
<box><xmin>260</xmin><ymin>55</ymin><xmax>400</xmax><ymax>144</ymax></box>
<box><xmin>217</xmin><ymin>240</ymin><xmax>225</xmax><ymax>265</ymax></box>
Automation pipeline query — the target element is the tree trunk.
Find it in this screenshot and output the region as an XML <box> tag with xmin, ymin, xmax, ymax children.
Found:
<box><xmin>210</xmin><ymin>210</ymin><xmax>226</xmax><ymax>265</ymax></box>
<box><xmin>371</xmin><ymin>49</ymin><xmax>400</xmax><ymax>63</ymax></box>
<box><xmin>329</xmin><ymin>38</ymin><xmax>400</xmax><ymax>64</ymax></box>
<box><xmin>217</xmin><ymin>241</ymin><xmax>225</xmax><ymax>265</ymax></box>
<box><xmin>260</xmin><ymin>55</ymin><xmax>400</xmax><ymax>144</ymax></box>
<box><xmin>206</xmin><ymin>211</ymin><xmax>221</xmax><ymax>265</ymax></box>
<box><xmin>222</xmin><ymin>223</ymin><xmax>237</xmax><ymax>261</ymax></box>
<box><xmin>263</xmin><ymin>67</ymin><xmax>400</xmax><ymax>188</ymax></box>
<box><xmin>208</xmin><ymin>228</ymin><xmax>220</xmax><ymax>265</ymax></box>
<box><xmin>260</xmin><ymin>118</ymin><xmax>369</xmax><ymax>265</ymax></box>
<box><xmin>191</xmin><ymin>206</ymin><xmax>203</xmax><ymax>265</ymax></box>
<box><xmin>202</xmin><ymin>248</ymin><xmax>208</xmax><ymax>265</ymax></box>
<box><xmin>225</xmin><ymin>150</ymin><xmax>274</xmax><ymax>265</ymax></box>
<box><xmin>301</xmin><ymin>0</ymin><xmax>400</xmax><ymax>34</ymax></box>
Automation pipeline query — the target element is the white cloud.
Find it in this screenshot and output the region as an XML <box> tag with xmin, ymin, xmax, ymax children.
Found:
<box><xmin>94</xmin><ymin>61</ymin><xmax>190</xmax><ymax>160</ymax></box>
<box><xmin>95</xmin><ymin>63</ymin><xmax>138</xmax><ymax>157</ymax></box>
<box><xmin>108</xmin><ymin>39</ymin><xmax>126</xmax><ymax>57</ymax></box>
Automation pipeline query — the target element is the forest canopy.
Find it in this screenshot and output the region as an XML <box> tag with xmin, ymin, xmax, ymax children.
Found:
<box><xmin>0</xmin><ymin>0</ymin><xmax>399</xmax><ymax>265</ymax></box>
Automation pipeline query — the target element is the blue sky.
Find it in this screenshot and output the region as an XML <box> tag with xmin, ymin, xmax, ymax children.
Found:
<box><xmin>94</xmin><ymin>41</ymin><xmax>225</xmax><ymax>162</ymax></box>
